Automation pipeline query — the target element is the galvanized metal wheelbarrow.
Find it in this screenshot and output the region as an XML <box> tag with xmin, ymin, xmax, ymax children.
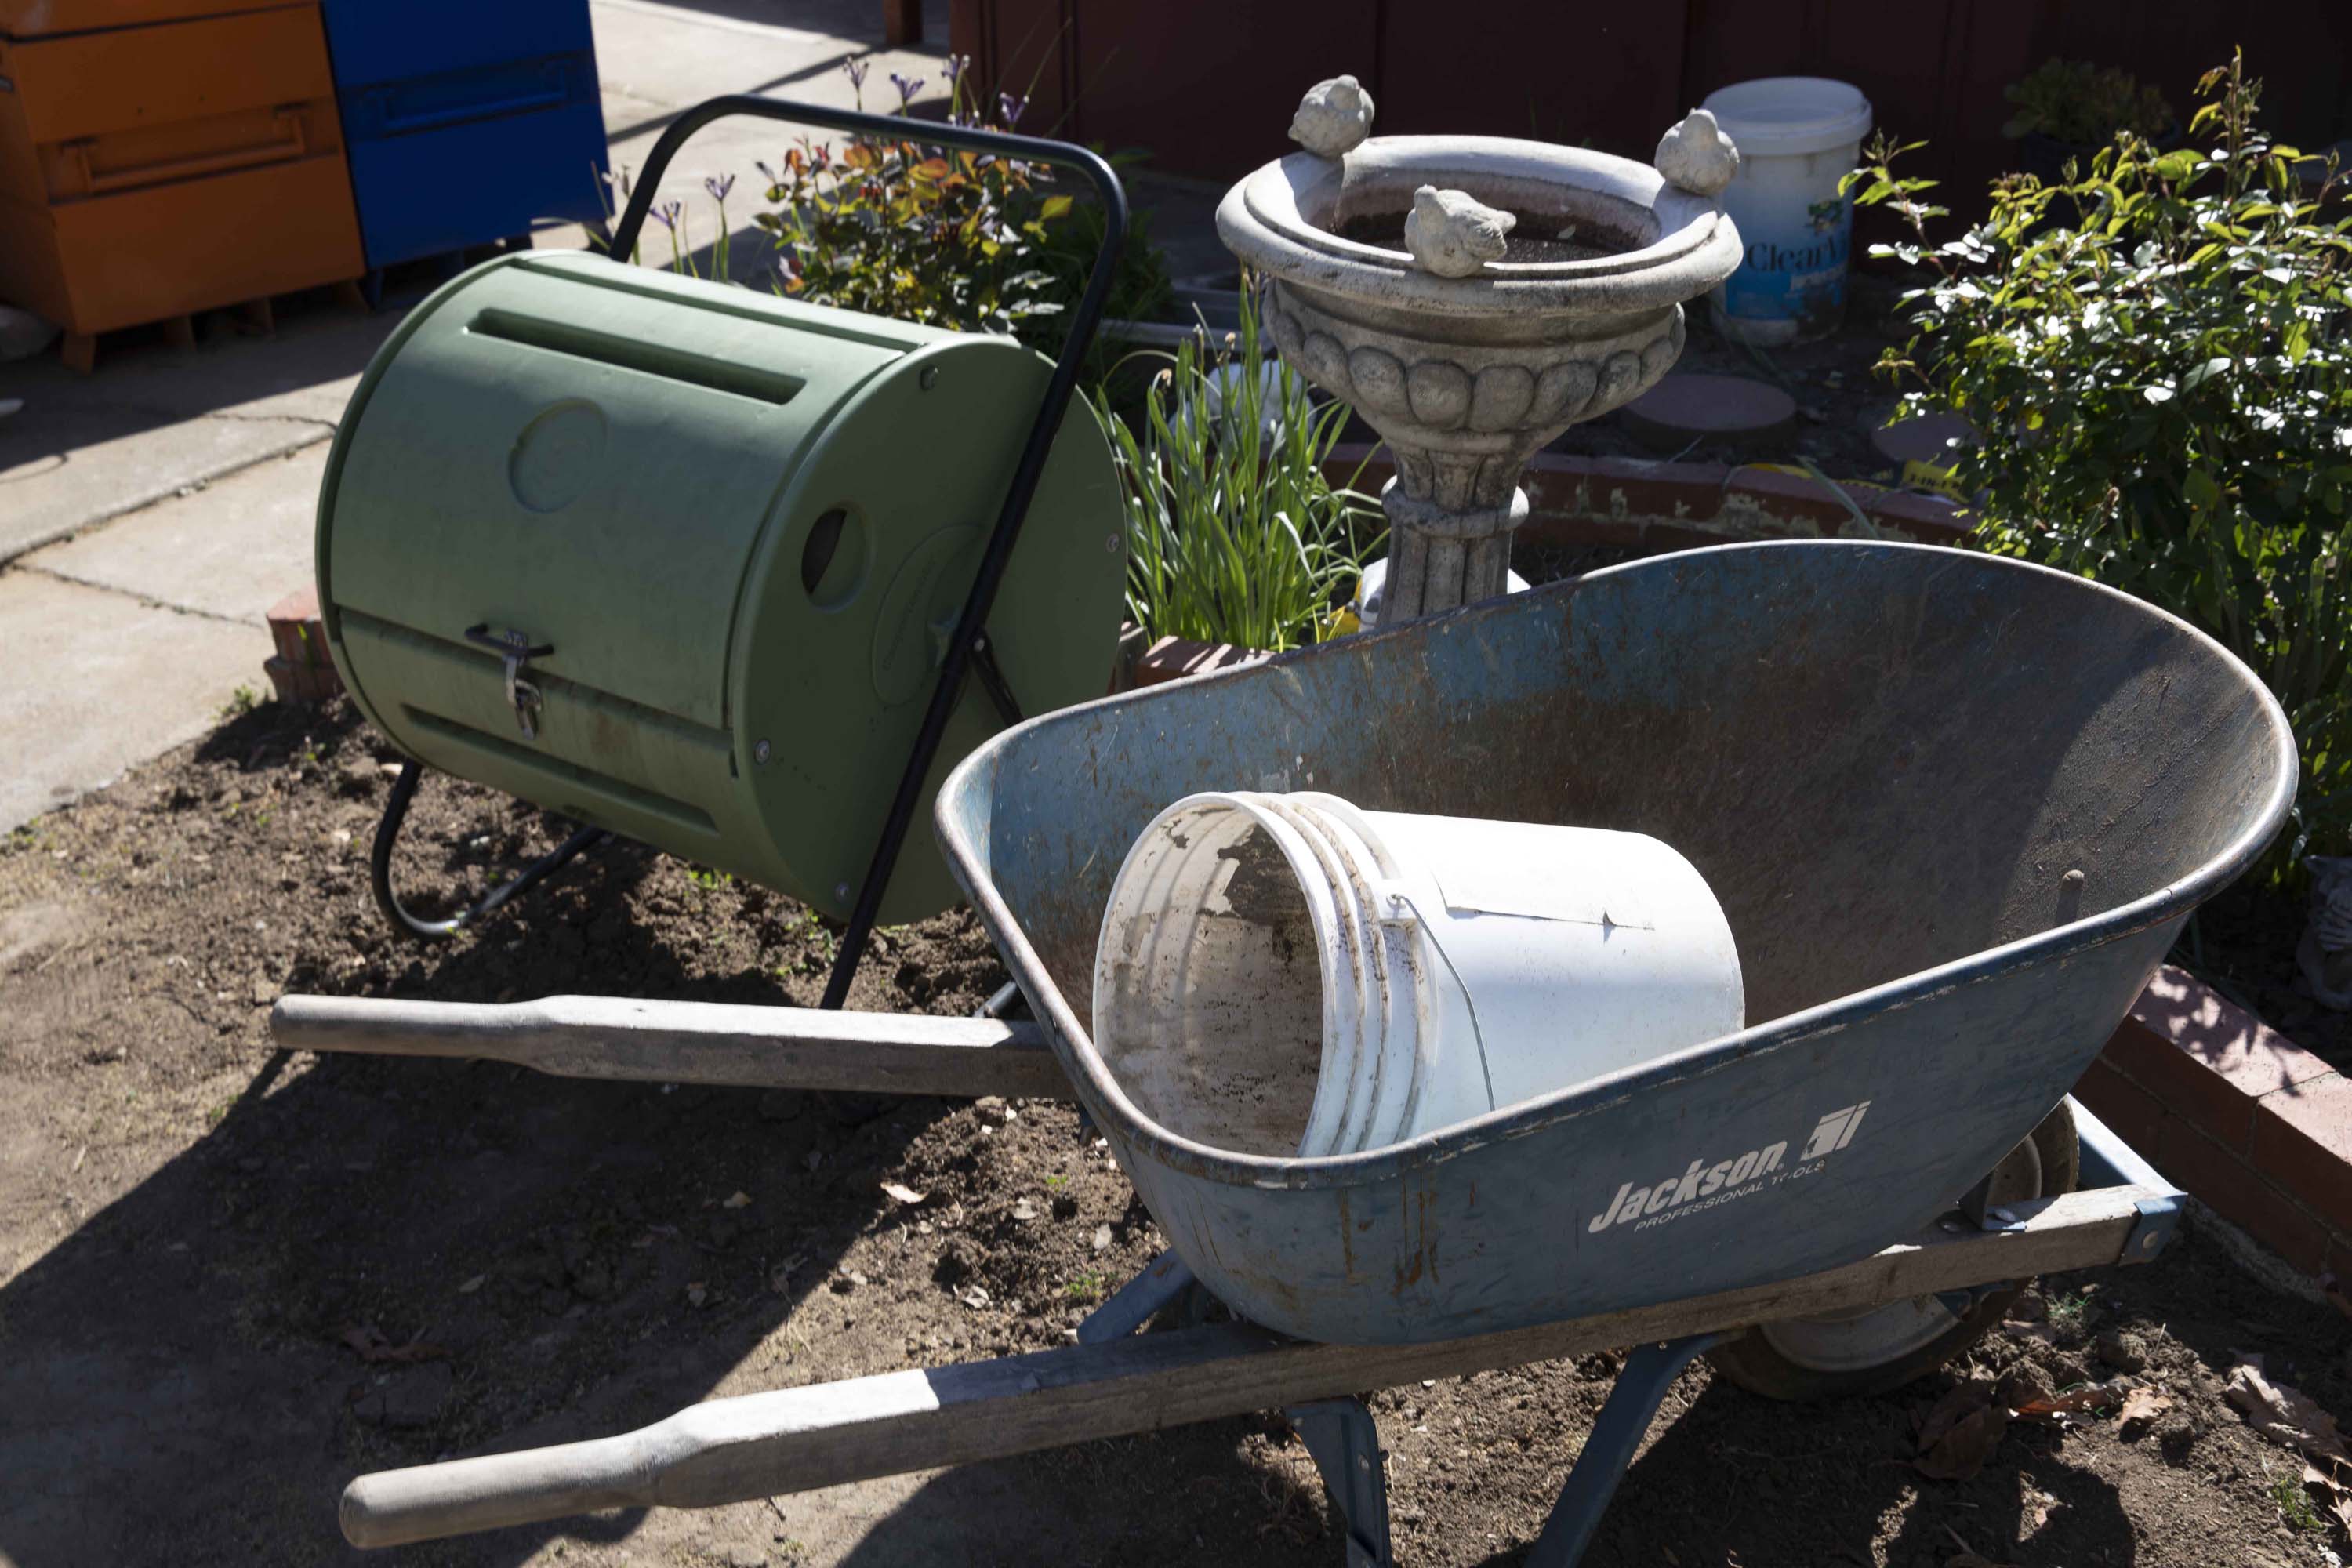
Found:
<box><xmin>278</xmin><ymin>540</ymin><xmax>2296</xmax><ymax>1563</ymax></box>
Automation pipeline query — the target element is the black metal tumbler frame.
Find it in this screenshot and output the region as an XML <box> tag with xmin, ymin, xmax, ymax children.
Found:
<box><xmin>373</xmin><ymin>96</ymin><xmax>1124</xmax><ymax>1007</ymax></box>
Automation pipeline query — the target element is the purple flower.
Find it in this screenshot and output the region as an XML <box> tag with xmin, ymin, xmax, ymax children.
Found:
<box><xmin>651</xmin><ymin>198</ymin><xmax>682</xmax><ymax>232</ymax></box>
<box><xmin>843</xmin><ymin>57</ymin><xmax>869</xmax><ymax>91</ymax></box>
<box><xmin>944</xmin><ymin>52</ymin><xmax>967</xmax><ymax>85</ymax></box>
<box><xmin>996</xmin><ymin>90</ymin><xmax>1029</xmax><ymax>127</ymax></box>
<box><xmin>890</xmin><ymin>72</ymin><xmax>924</xmax><ymax>108</ymax></box>
<box><xmin>754</xmin><ymin>158</ymin><xmax>779</xmax><ymax>184</ymax></box>
<box><xmin>704</xmin><ymin>173</ymin><xmax>735</xmax><ymax>203</ymax></box>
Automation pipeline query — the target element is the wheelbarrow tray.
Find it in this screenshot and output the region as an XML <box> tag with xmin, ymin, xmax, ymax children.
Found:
<box><xmin>938</xmin><ymin>540</ymin><xmax>2294</xmax><ymax>1347</ymax></box>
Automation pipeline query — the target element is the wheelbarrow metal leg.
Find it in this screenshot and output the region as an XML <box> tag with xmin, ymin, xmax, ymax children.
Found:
<box><xmin>1287</xmin><ymin>1397</ymin><xmax>1392</xmax><ymax>1568</ymax></box>
<box><xmin>1077</xmin><ymin>1251</ymin><xmax>1196</xmax><ymax>1345</ymax></box>
<box><xmin>1525</xmin><ymin>1330</ymin><xmax>1731</xmax><ymax>1568</ymax></box>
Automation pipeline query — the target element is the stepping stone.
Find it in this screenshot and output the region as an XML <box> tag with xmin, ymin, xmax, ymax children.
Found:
<box><xmin>1871</xmin><ymin>411</ymin><xmax>1973</xmax><ymax>469</ymax></box>
<box><xmin>1617</xmin><ymin>373</ymin><xmax>1796</xmax><ymax>453</ymax></box>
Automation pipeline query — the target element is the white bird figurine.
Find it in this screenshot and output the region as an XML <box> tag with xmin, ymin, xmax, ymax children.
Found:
<box><xmin>1403</xmin><ymin>185</ymin><xmax>1515</xmax><ymax>278</ymax></box>
<box><xmin>1653</xmin><ymin>107</ymin><xmax>1741</xmax><ymax>198</ymax></box>
<box><xmin>1289</xmin><ymin>74</ymin><xmax>1374</xmax><ymax>158</ymax></box>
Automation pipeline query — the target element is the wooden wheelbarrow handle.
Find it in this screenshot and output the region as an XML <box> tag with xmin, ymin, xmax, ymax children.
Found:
<box><xmin>269</xmin><ymin>993</ymin><xmax>1069</xmax><ymax>1101</ymax></box>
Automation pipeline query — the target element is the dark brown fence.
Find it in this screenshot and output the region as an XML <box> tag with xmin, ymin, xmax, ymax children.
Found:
<box><xmin>956</xmin><ymin>1</ymin><xmax>2348</xmax><ymax>212</ymax></box>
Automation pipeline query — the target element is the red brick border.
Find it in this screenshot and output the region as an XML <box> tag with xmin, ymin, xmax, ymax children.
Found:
<box><xmin>263</xmin><ymin>586</ymin><xmax>343</xmax><ymax>706</ymax></box>
<box><xmin>1109</xmin><ymin>626</ymin><xmax>1272</xmax><ymax>692</ymax></box>
<box><xmin>2074</xmin><ymin>964</ymin><xmax>2352</xmax><ymax>1278</ymax></box>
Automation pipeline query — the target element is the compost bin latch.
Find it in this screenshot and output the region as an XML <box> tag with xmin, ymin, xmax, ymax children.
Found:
<box><xmin>464</xmin><ymin>624</ymin><xmax>554</xmax><ymax>740</ymax></box>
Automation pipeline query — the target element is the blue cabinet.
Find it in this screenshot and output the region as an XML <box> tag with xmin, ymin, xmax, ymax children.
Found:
<box><xmin>319</xmin><ymin>0</ymin><xmax>608</xmax><ymax>270</ymax></box>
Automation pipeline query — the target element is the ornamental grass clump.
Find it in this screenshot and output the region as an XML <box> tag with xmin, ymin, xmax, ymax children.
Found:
<box><xmin>1849</xmin><ymin>53</ymin><xmax>2352</xmax><ymax>868</ymax></box>
<box><xmin>1098</xmin><ymin>286</ymin><xmax>1381</xmax><ymax>653</ymax></box>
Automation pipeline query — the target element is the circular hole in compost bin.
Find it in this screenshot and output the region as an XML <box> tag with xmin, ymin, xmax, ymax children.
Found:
<box><xmin>1094</xmin><ymin>810</ymin><xmax>1326</xmax><ymax>1157</ymax></box>
<box><xmin>800</xmin><ymin>506</ymin><xmax>867</xmax><ymax>610</ymax></box>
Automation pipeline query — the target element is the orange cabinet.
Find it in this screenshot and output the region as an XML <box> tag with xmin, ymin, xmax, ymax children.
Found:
<box><xmin>0</xmin><ymin>2</ymin><xmax>365</xmax><ymax>338</ymax></box>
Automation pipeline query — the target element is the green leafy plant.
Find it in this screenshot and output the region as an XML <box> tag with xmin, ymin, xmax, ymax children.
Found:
<box><xmin>1025</xmin><ymin>179</ymin><xmax>1178</xmax><ymax>376</ymax></box>
<box><xmin>1098</xmin><ymin>284</ymin><xmax>1381</xmax><ymax>652</ymax></box>
<box><xmin>752</xmin><ymin>58</ymin><xmax>1069</xmax><ymax>336</ymax></box>
<box><xmin>2003</xmin><ymin>58</ymin><xmax>2175</xmax><ymax>147</ymax></box>
<box><xmin>1849</xmin><ymin>53</ymin><xmax>2352</xmax><ymax>869</ymax></box>
<box><xmin>2270</xmin><ymin>1472</ymin><xmax>2329</xmax><ymax>1534</ymax></box>
<box><xmin>597</xmin><ymin>57</ymin><xmax>1173</xmax><ymax>363</ymax></box>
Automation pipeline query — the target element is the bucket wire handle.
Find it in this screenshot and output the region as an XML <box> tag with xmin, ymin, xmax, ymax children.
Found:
<box><xmin>1383</xmin><ymin>890</ymin><xmax>1498</xmax><ymax>1115</ymax></box>
<box><xmin>607</xmin><ymin>96</ymin><xmax>1128</xmax><ymax>1011</ymax></box>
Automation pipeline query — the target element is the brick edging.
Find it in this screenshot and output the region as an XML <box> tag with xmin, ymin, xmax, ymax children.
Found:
<box><xmin>2074</xmin><ymin>964</ymin><xmax>2352</xmax><ymax>1279</ymax></box>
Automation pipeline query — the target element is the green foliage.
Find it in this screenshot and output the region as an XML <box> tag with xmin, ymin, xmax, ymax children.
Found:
<box><xmin>1023</xmin><ymin>173</ymin><xmax>1178</xmax><ymax>374</ymax></box>
<box><xmin>2270</xmin><ymin>1472</ymin><xmax>2329</xmax><ymax>1534</ymax></box>
<box><xmin>598</xmin><ymin>60</ymin><xmax>1174</xmax><ymax>361</ymax></box>
<box><xmin>1849</xmin><ymin>54</ymin><xmax>2352</xmax><ymax>868</ymax></box>
<box><xmin>2003</xmin><ymin>57</ymin><xmax>2175</xmax><ymax>146</ymax></box>
<box><xmin>753</xmin><ymin>67</ymin><xmax>1068</xmax><ymax>336</ymax></box>
<box><xmin>219</xmin><ymin>685</ymin><xmax>260</xmax><ymax>720</ymax></box>
<box><xmin>1098</xmin><ymin>285</ymin><xmax>1381</xmax><ymax>652</ymax></box>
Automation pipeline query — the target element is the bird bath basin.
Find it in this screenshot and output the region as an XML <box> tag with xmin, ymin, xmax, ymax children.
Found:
<box><xmin>1218</xmin><ymin>78</ymin><xmax>1745</xmax><ymax>620</ymax></box>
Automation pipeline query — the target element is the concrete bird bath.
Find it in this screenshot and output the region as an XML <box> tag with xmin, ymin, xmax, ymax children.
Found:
<box><xmin>1218</xmin><ymin>79</ymin><xmax>1746</xmax><ymax>621</ymax></box>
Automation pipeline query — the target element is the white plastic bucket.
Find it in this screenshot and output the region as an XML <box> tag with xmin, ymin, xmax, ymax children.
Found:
<box><xmin>1091</xmin><ymin>791</ymin><xmax>1745</xmax><ymax>1158</ymax></box>
<box><xmin>1700</xmin><ymin>78</ymin><xmax>1873</xmax><ymax>346</ymax></box>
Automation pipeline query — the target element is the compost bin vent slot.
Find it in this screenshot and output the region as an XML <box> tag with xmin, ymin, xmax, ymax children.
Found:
<box><xmin>466</xmin><ymin>308</ymin><xmax>804</xmax><ymax>405</ymax></box>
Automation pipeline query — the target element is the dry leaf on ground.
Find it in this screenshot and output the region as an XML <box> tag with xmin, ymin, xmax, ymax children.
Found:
<box><xmin>880</xmin><ymin>1181</ymin><xmax>929</xmax><ymax>1206</ymax></box>
<box><xmin>1943</xmin><ymin>1523</ymin><xmax>2017</xmax><ymax>1567</ymax></box>
<box><xmin>338</xmin><ymin>1323</ymin><xmax>447</xmax><ymax>1364</ymax></box>
<box><xmin>1918</xmin><ymin>1382</ymin><xmax>1991</xmax><ymax>1450</ymax></box>
<box><xmin>2016</xmin><ymin>1379</ymin><xmax>2132</xmax><ymax>1421</ymax></box>
<box><xmin>2118</xmin><ymin>1385</ymin><xmax>2172</xmax><ymax>1432</ymax></box>
<box><xmin>2226</xmin><ymin>1357</ymin><xmax>2351</xmax><ymax>1471</ymax></box>
<box><xmin>1918</xmin><ymin>1402</ymin><xmax>2010</xmax><ymax>1480</ymax></box>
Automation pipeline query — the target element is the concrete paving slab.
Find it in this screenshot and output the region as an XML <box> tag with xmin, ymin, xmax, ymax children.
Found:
<box><xmin>592</xmin><ymin>0</ymin><xmax>948</xmax><ymax>249</ymax></box>
<box><xmin>0</xmin><ymin>304</ymin><xmax>397</xmax><ymax>564</ymax></box>
<box><xmin>0</xmin><ymin>572</ymin><xmax>260</xmax><ymax>833</ymax></box>
<box><xmin>21</xmin><ymin>446</ymin><xmax>326</xmax><ymax>627</ymax></box>
<box><xmin>0</xmin><ymin>412</ymin><xmax>328</xmax><ymax>567</ymax></box>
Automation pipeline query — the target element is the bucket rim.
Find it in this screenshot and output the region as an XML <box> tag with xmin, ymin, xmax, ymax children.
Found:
<box><xmin>1700</xmin><ymin>76</ymin><xmax>1874</xmax><ymax>158</ymax></box>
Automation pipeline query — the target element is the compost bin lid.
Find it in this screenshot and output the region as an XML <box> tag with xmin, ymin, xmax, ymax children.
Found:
<box><xmin>322</xmin><ymin>255</ymin><xmax>920</xmax><ymax>732</ymax></box>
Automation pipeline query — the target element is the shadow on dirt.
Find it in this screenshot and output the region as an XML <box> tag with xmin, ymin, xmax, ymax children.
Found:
<box><xmin>0</xmin><ymin>702</ymin><xmax>934</xmax><ymax>1563</ymax></box>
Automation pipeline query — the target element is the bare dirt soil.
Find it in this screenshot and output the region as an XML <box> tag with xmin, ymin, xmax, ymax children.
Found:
<box><xmin>3</xmin><ymin>695</ymin><xmax>2350</xmax><ymax>1568</ymax></box>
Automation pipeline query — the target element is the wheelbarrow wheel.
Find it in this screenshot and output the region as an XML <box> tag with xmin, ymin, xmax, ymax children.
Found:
<box><xmin>1705</xmin><ymin>1100</ymin><xmax>2078</xmax><ymax>1402</ymax></box>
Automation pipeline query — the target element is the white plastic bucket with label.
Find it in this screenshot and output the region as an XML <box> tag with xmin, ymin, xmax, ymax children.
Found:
<box><xmin>1700</xmin><ymin>77</ymin><xmax>1873</xmax><ymax>346</ymax></box>
<box><xmin>1091</xmin><ymin>791</ymin><xmax>1745</xmax><ymax>1158</ymax></box>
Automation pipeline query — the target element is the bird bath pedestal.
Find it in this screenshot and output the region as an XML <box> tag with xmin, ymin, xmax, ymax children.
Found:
<box><xmin>1218</xmin><ymin>81</ymin><xmax>1746</xmax><ymax>622</ymax></box>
